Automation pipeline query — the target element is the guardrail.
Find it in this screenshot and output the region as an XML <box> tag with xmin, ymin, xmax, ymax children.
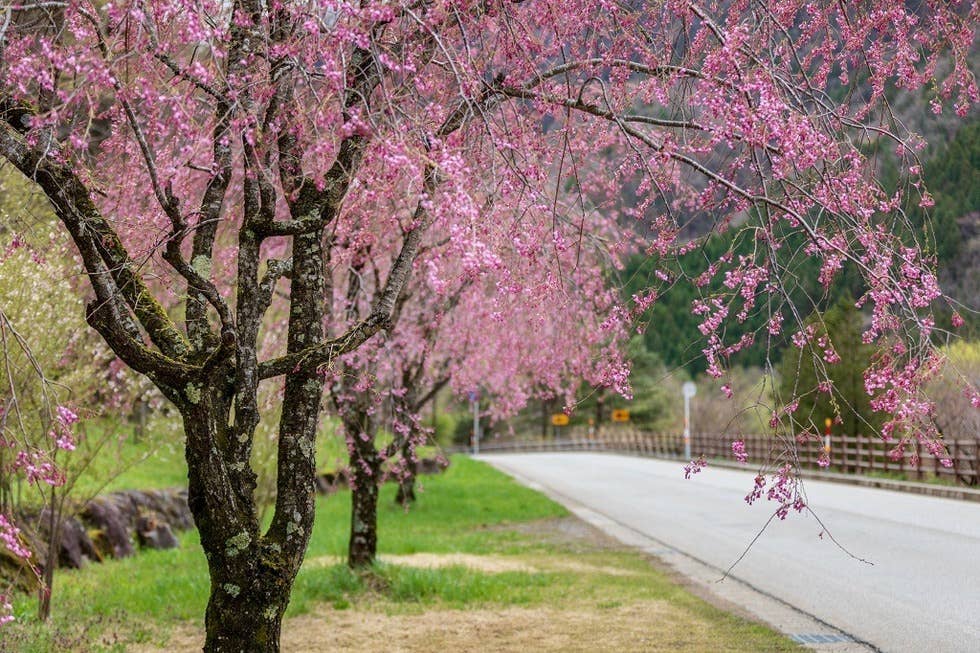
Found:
<box><xmin>463</xmin><ymin>427</ymin><xmax>980</xmax><ymax>487</ymax></box>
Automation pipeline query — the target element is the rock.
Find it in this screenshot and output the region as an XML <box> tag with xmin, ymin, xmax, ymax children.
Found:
<box><xmin>80</xmin><ymin>498</ymin><xmax>135</xmax><ymax>559</ymax></box>
<box><xmin>417</xmin><ymin>457</ymin><xmax>449</xmax><ymax>475</ymax></box>
<box><xmin>316</xmin><ymin>470</ymin><xmax>349</xmax><ymax>495</ymax></box>
<box><xmin>31</xmin><ymin>510</ymin><xmax>101</xmax><ymax>570</ymax></box>
<box><xmin>314</xmin><ymin>475</ymin><xmax>333</xmax><ymax>494</ymax></box>
<box><xmin>54</xmin><ymin>515</ymin><xmax>99</xmax><ymax>569</ymax></box>
<box><xmin>7</xmin><ymin>487</ymin><xmax>194</xmax><ymax>573</ymax></box>
<box><xmin>79</xmin><ymin>489</ymin><xmax>192</xmax><ymax>559</ymax></box>
<box><xmin>136</xmin><ymin>513</ymin><xmax>180</xmax><ymax>550</ymax></box>
<box><xmin>114</xmin><ymin>489</ymin><xmax>193</xmax><ymax>532</ymax></box>
<box><xmin>0</xmin><ymin>542</ymin><xmax>40</xmax><ymax>594</ymax></box>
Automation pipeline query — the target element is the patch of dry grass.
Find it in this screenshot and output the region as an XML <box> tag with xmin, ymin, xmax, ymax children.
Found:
<box><xmin>136</xmin><ymin>596</ymin><xmax>794</xmax><ymax>653</ymax></box>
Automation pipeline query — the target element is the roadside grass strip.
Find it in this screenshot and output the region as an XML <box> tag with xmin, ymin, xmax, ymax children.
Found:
<box><xmin>4</xmin><ymin>456</ymin><xmax>800</xmax><ymax>652</ymax></box>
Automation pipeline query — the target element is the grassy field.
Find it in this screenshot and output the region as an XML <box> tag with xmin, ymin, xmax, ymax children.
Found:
<box><xmin>64</xmin><ymin>414</ymin><xmax>353</xmax><ymax>499</ymax></box>
<box><xmin>3</xmin><ymin>454</ymin><xmax>800</xmax><ymax>652</ymax></box>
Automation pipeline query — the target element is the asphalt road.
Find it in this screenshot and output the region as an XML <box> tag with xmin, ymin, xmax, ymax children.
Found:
<box><xmin>481</xmin><ymin>453</ymin><xmax>980</xmax><ymax>653</ymax></box>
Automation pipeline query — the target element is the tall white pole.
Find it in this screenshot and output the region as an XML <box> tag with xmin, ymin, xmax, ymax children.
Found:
<box><xmin>683</xmin><ymin>394</ymin><xmax>691</xmax><ymax>460</ymax></box>
<box><xmin>682</xmin><ymin>381</ymin><xmax>696</xmax><ymax>460</ymax></box>
<box><xmin>471</xmin><ymin>395</ymin><xmax>481</xmax><ymax>455</ymax></box>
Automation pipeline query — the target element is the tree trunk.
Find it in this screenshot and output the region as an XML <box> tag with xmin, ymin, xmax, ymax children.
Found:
<box><xmin>345</xmin><ymin>407</ymin><xmax>381</xmax><ymax>567</ymax></box>
<box><xmin>37</xmin><ymin>490</ymin><xmax>58</xmax><ymax>622</ymax></box>
<box><xmin>193</xmin><ymin>227</ymin><xmax>326</xmax><ymax>651</ymax></box>
<box><xmin>182</xmin><ymin>397</ymin><xmax>311</xmax><ymax>653</ymax></box>
<box><xmin>394</xmin><ymin>479</ymin><xmax>415</xmax><ymax>506</ymax></box>
<box><xmin>348</xmin><ymin>481</ymin><xmax>379</xmax><ymax>567</ymax></box>
<box><xmin>203</xmin><ymin>553</ymin><xmax>295</xmax><ymax>653</ymax></box>
<box><xmin>395</xmin><ymin>444</ymin><xmax>417</xmax><ymax>507</ymax></box>
<box><xmin>541</xmin><ymin>398</ymin><xmax>549</xmax><ymax>438</ymax></box>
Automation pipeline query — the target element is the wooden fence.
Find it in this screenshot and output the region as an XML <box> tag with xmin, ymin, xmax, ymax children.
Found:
<box><xmin>472</xmin><ymin>426</ymin><xmax>980</xmax><ymax>486</ymax></box>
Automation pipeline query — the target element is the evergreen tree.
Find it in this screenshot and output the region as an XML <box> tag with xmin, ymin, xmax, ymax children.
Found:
<box><xmin>779</xmin><ymin>296</ymin><xmax>883</xmax><ymax>437</ymax></box>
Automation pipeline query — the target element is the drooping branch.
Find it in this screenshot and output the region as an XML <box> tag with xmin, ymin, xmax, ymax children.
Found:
<box><xmin>0</xmin><ymin>117</ymin><xmax>191</xmax><ymax>370</ymax></box>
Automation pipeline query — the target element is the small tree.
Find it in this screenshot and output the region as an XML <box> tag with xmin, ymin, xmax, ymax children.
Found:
<box><xmin>0</xmin><ymin>229</ymin><xmax>169</xmax><ymax>620</ymax></box>
<box><xmin>332</xmin><ymin>227</ymin><xmax>627</xmax><ymax>566</ymax></box>
<box><xmin>688</xmin><ymin>366</ymin><xmax>771</xmax><ymax>439</ymax></box>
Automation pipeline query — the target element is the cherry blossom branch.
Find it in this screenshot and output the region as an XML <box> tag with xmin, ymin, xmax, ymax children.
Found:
<box><xmin>0</xmin><ymin>118</ymin><xmax>190</xmax><ymax>366</ymax></box>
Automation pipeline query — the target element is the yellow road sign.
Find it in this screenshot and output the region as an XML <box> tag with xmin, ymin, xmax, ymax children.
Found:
<box><xmin>551</xmin><ymin>413</ymin><xmax>570</xmax><ymax>426</ymax></box>
<box><xmin>611</xmin><ymin>409</ymin><xmax>630</xmax><ymax>422</ymax></box>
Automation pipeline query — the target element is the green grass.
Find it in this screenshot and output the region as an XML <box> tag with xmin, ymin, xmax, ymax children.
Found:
<box><xmin>74</xmin><ymin>415</ymin><xmax>440</xmax><ymax>494</ymax></box>
<box><xmin>863</xmin><ymin>469</ymin><xmax>960</xmax><ymax>487</ymax></box>
<box><xmin>4</xmin><ymin>456</ymin><xmax>798</xmax><ymax>652</ymax></box>
<box><xmin>8</xmin><ymin>458</ymin><xmax>566</xmax><ymax>625</ymax></box>
<box><xmin>64</xmin><ymin>415</ymin><xmax>359</xmax><ymax>500</ymax></box>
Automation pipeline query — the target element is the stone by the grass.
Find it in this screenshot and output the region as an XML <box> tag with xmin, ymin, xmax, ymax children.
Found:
<box><xmin>417</xmin><ymin>457</ymin><xmax>449</xmax><ymax>475</ymax></box>
<box><xmin>315</xmin><ymin>458</ymin><xmax>449</xmax><ymax>497</ymax></box>
<box><xmin>0</xmin><ymin>542</ymin><xmax>40</xmax><ymax>592</ymax></box>
<box><xmin>316</xmin><ymin>470</ymin><xmax>349</xmax><ymax>495</ymax></box>
<box><xmin>136</xmin><ymin>513</ymin><xmax>180</xmax><ymax>550</ymax></box>
<box><xmin>46</xmin><ymin>512</ymin><xmax>100</xmax><ymax>569</ymax></box>
<box><xmin>80</xmin><ymin>496</ymin><xmax>136</xmax><ymax>560</ymax></box>
<box><xmin>79</xmin><ymin>488</ymin><xmax>192</xmax><ymax>559</ymax></box>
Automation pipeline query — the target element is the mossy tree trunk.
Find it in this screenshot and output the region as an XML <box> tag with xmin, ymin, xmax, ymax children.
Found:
<box><xmin>343</xmin><ymin>407</ymin><xmax>381</xmax><ymax>568</ymax></box>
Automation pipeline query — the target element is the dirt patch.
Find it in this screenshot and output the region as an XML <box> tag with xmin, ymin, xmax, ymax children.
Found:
<box><xmin>304</xmin><ymin>552</ymin><xmax>640</xmax><ymax>577</ymax></box>
<box><xmin>487</xmin><ymin>516</ymin><xmax>778</xmax><ymax>626</ymax></box>
<box><xmin>133</xmin><ymin>601</ymin><xmax>723</xmax><ymax>653</ymax></box>
<box><xmin>488</xmin><ymin>515</ymin><xmax>628</xmax><ymax>553</ymax></box>
<box><xmin>306</xmin><ymin>553</ymin><xmax>537</xmax><ymax>574</ymax></box>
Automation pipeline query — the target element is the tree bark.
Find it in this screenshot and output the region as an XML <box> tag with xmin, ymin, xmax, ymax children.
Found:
<box><xmin>348</xmin><ymin>471</ymin><xmax>379</xmax><ymax>568</ymax></box>
<box><xmin>182</xmin><ymin>393</ymin><xmax>309</xmax><ymax>653</ymax></box>
<box><xmin>346</xmin><ymin>412</ymin><xmax>381</xmax><ymax>567</ymax></box>
<box><xmin>202</xmin><ymin>553</ymin><xmax>294</xmax><ymax>653</ymax></box>
<box><xmin>394</xmin><ymin>446</ymin><xmax>417</xmax><ymax>507</ymax></box>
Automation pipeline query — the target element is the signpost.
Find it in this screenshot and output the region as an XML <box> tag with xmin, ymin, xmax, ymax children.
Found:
<box><xmin>682</xmin><ymin>382</ymin><xmax>697</xmax><ymax>460</ymax></box>
<box><xmin>469</xmin><ymin>390</ymin><xmax>481</xmax><ymax>455</ymax></box>
<box><xmin>824</xmin><ymin>417</ymin><xmax>832</xmax><ymax>456</ymax></box>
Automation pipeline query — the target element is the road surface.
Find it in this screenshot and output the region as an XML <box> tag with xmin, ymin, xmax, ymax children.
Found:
<box><xmin>481</xmin><ymin>452</ymin><xmax>980</xmax><ymax>653</ymax></box>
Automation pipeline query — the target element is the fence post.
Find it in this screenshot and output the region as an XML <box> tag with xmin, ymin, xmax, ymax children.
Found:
<box><xmin>975</xmin><ymin>438</ymin><xmax>980</xmax><ymax>486</ymax></box>
<box><xmin>856</xmin><ymin>434</ymin><xmax>863</xmax><ymax>476</ymax></box>
<box><xmin>974</xmin><ymin>439</ymin><xmax>980</xmax><ymax>486</ymax></box>
<box><xmin>950</xmin><ymin>440</ymin><xmax>959</xmax><ymax>484</ymax></box>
